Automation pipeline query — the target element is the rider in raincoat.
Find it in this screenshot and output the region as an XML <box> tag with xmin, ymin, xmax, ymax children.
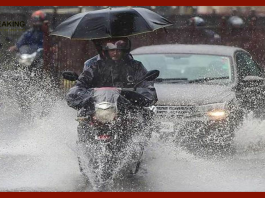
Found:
<box><xmin>66</xmin><ymin>37</ymin><xmax>158</xmax><ymax>111</ymax></box>
<box><xmin>8</xmin><ymin>10</ymin><xmax>48</xmax><ymax>54</ymax></box>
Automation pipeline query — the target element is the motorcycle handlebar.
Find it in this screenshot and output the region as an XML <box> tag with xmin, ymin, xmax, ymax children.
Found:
<box><xmin>90</xmin><ymin>87</ymin><xmax>152</xmax><ymax>107</ymax></box>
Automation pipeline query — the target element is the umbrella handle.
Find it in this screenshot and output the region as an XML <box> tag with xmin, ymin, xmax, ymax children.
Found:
<box><xmin>164</xmin><ymin>27</ymin><xmax>168</xmax><ymax>34</ymax></box>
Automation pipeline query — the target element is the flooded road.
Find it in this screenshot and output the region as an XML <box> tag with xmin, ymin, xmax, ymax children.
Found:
<box><xmin>1</xmin><ymin>100</ymin><xmax>265</xmax><ymax>192</ymax></box>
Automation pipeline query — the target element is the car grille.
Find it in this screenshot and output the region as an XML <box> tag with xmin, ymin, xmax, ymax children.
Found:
<box><xmin>155</xmin><ymin>105</ymin><xmax>197</xmax><ymax>118</ymax></box>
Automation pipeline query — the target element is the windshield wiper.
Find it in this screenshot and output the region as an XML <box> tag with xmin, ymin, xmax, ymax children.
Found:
<box><xmin>156</xmin><ymin>78</ymin><xmax>188</xmax><ymax>83</ymax></box>
<box><xmin>189</xmin><ymin>76</ymin><xmax>229</xmax><ymax>83</ymax></box>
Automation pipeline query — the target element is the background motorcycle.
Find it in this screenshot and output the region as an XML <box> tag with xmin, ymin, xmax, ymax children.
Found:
<box><xmin>63</xmin><ymin>70</ymin><xmax>159</xmax><ymax>191</ymax></box>
<box><xmin>17</xmin><ymin>47</ymin><xmax>44</xmax><ymax>74</ymax></box>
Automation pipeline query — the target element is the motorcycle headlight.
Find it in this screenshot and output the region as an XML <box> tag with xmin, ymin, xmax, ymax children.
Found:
<box><xmin>197</xmin><ymin>103</ymin><xmax>228</xmax><ymax>120</ymax></box>
<box><xmin>93</xmin><ymin>102</ymin><xmax>117</xmax><ymax>123</ymax></box>
<box><xmin>18</xmin><ymin>52</ymin><xmax>37</xmax><ymax>66</ymax></box>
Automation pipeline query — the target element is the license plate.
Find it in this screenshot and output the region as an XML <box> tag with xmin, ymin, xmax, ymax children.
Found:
<box><xmin>160</xmin><ymin>122</ymin><xmax>174</xmax><ymax>133</ymax></box>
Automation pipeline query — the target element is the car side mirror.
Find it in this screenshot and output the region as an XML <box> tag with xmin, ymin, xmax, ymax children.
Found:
<box><xmin>62</xmin><ymin>71</ymin><xmax>78</xmax><ymax>81</ymax></box>
<box><xmin>240</xmin><ymin>75</ymin><xmax>265</xmax><ymax>88</ymax></box>
<box><xmin>242</xmin><ymin>76</ymin><xmax>264</xmax><ymax>82</ymax></box>
<box><xmin>134</xmin><ymin>70</ymin><xmax>160</xmax><ymax>90</ymax></box>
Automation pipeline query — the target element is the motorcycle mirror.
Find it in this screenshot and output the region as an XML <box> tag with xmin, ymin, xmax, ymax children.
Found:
<box><xmin>62</xmin><ymin>71</ymin><xmax>79</xmax><ymax>81</ymax></box>
<box><xmin>143</xmin><ymin>70</ymin><xmax>160</xmax><ymax>81</ymax></box>
<box><xmin>134</xmin><ymin>70</ymin><xmax>160</xmax><ymax>90</ymax></box>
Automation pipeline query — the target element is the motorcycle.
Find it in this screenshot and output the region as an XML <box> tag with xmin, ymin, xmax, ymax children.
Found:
<box><xmin>63</xmin><ymin>70</ymin><xmax>159</xmax><ymax>191</ymax></box>
<box><xmin>17</xmin><ymin>47</ymin><xmax>44</xmax><ymax>75</ymax></box>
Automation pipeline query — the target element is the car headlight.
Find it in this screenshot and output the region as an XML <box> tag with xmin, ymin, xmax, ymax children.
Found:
<box><xmin>197</xmin><ymin>103</ymin><xmax>228</xmax><ymax>120</ymax></box>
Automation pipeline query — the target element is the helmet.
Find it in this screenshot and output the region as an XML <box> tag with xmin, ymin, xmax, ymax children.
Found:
<box><xmin>188</xmin><ymin>16</ymin><xmax>206</xmax><ymax>27</ymax></box>
<box><xmin>31</xmin><ymin>10</ymin><xmax>47</xmax><ymax>26</ymax></box>
<box><xmin>101</xmin><ymin>38</ymin><xmax>130</xmax><ymax>51</ymax></box>
<box><xmin>92</xmin><ymin>37</ymin><xmax>131</xmax><ymax>60</ymax></box>
<box><xmin>227</xmin><ymin>16</ymin><xmax>244</xmax><ymax>28</ymax></box>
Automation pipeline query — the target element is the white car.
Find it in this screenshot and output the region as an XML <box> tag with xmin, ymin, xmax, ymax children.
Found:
<box><xmin>132</xmin><ymin>44</ymin><xmax>265</xmax><ymax>150</ymax></box>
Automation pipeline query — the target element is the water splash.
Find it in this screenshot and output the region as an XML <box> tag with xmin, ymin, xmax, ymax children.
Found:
<box><xmin>0</xmin><ymin>67</ymin><xmax>61</xmax><ymax>122</ymax></box>
<box><xmin>76</xmin><ymin>129</ymin><xmax>148</xmax><ymax>191</ymax></box>
<box><xmin>234</xmin><ymin>112</ymin><xmax>265</xmax><ymax>154</ymax></box>
<box><xmin>2</xmin><ymin>64</ymin><xmax>265</xmax><ymax>191</ymax></box>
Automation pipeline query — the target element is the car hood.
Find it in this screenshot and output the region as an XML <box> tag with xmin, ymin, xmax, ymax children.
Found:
<box><xmin>154</xmin><ymin>83</ymin><xmax>235</xmax><ymax>106</ymax></box>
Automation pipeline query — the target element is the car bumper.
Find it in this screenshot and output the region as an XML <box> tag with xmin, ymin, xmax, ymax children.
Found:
<box><xmin>154</xmin><ymin>115</ymin><xmax>234</xmax><ymax>145</ymax></box>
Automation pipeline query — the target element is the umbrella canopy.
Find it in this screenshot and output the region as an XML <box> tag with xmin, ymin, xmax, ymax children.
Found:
<box><xmin>50</xmin><ymin>7</ymin><xmax>173</xmax><ymax>40</ymax></box>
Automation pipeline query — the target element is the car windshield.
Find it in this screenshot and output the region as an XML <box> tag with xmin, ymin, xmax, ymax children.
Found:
<box><xmin>133</xmin><ymin>53</ymin><xmax>233</xmax><ymax>84</ymax></box>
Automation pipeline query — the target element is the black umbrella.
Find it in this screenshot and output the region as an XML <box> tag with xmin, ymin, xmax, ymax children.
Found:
<box><xmin>50</xmin><ymin>7</ymin><xmax>173</xmax><ymax>40</ymax></box>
